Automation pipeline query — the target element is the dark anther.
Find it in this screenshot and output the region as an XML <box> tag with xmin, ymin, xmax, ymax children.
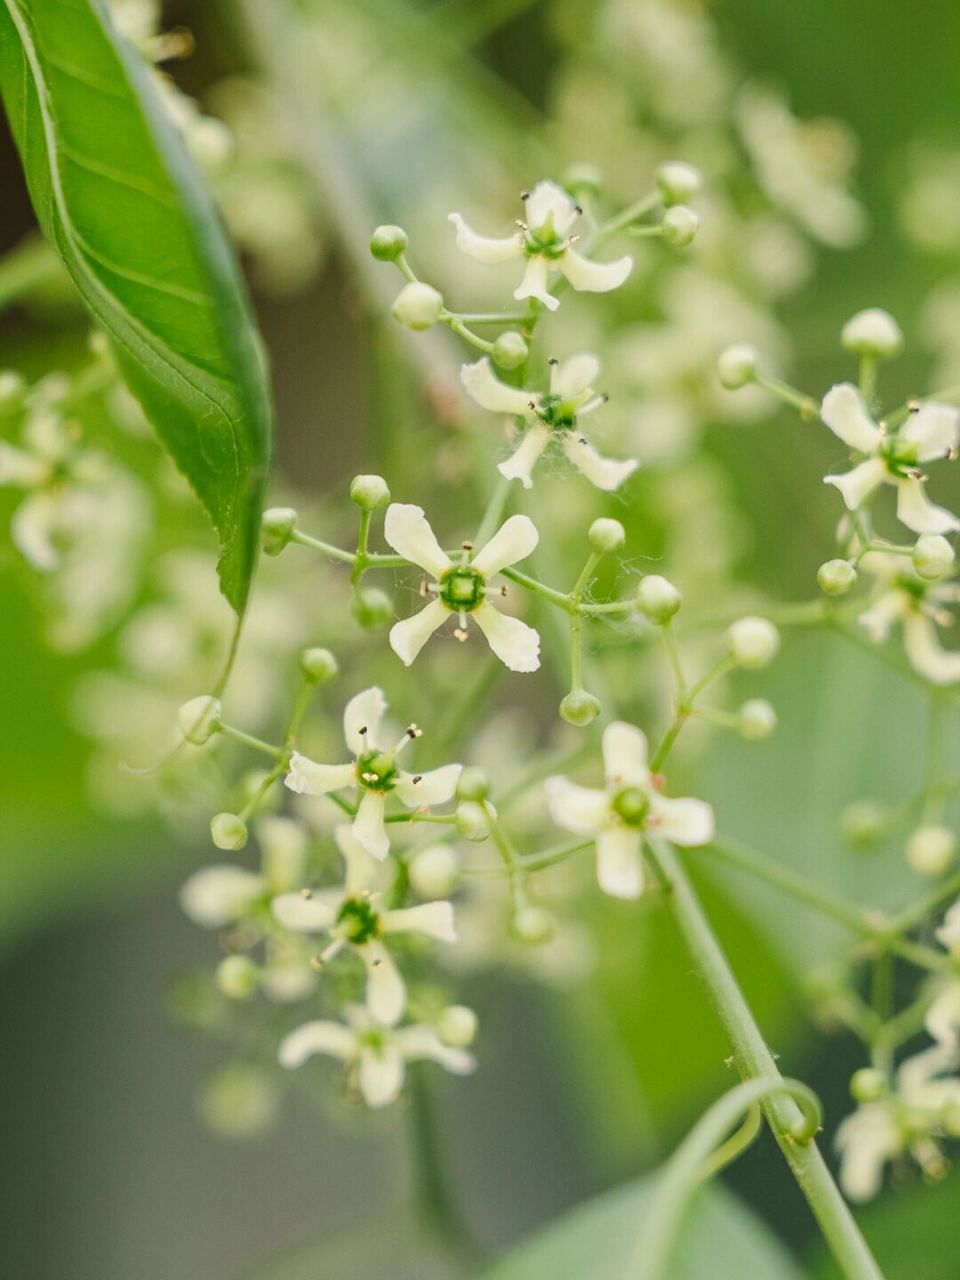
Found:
<box><xmin>412</xmin><ymin>775</ymin><xmax>423</xmax><ymax>784</ymax></box>
<box><xmin>520</xmin><ymin>191</ymin><xmax>530</xmax><ymax>201</ymax></box>
<box><xmin>548</xmin><ymin>356</ymin><xmax>559</xmax><ymax>365</ymax></box>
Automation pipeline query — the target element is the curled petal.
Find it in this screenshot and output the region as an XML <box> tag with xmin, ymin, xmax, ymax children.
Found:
<box><xmin>820</xmin><ymin>383</ymin><xmax>882</xmax><ymax>453</ymax></box>
<box><xmin>362</xmin><ymin>940</ymin><xmax>406</xmax><ymax>1025</ymax></box>
<box><xmin>353</xmin><ymin>789</ymin><xmax>390</xmax><ymax>860</ymax></box>
<box><xmin>903</xmin><ymin>613</ymin><xmax>960</xmax><ymax>685</ymax></box>
<box><xmin>896</xmin><ymin>477</ymin><xmax>960</xmax><ymax>535</ymax></box>
<box><xmin>558</xmin><ymin>247</ymin><xmax>632</xmax><ymax>294</ymax></box>
<box><xmin>544</xmin><ymin>776</ymin><xmax>609</xmax><ymax>835</ymax></box>
<box><xmin>395</xmin><ymin>763</ymin><xmax>462</xmax><ymax>808</ymax></box>
<box><xmin>525</xmin><ymin>181</ymin><xmax>579</xmax><ymax>238</ymax></box>
<box><xmin>381</xmin><ymin>900</ymin><xmax>457</xmax><ymax>943</ymax></box>
<box><xmin>551</xmin><ymin>353</ymin><xmax>600</xmax><ymax>399</ymax></box>
<box><xmin>900</xmin><ymin>402</ymin><xmax>960</xmax><ymax>462</ymax></box>
<box><xmin>394</xmin><ymin>1024</ymin><xmax>476</xmax><ymax>1074</ymax></box>
<box><xmin>447</xmin><ymin>212</ymin><xmax>523</xmax><ymax>264</ymax></box>
<box><xmin>823</xmin><ymin>457</ymin><xmax>886</xmax><ymax>510</ymax></box>
<box><xmin>389</xmin><ymin>598</ymin><xmax>449</xmax><ymax>666</ymax></box>
<box><xmin>343</xmin><ymin>686</ymin><xmax>388</xmax><ymax>755</ymax></box>
<box><xmin>384</xmin><ymin>503</ymin><xmax>452</xmax><ymax>578</ymax></box>
<box><xmin>649</xmin><ymin>796</ymin><xmax>715</xmax><ymax>846</ymax></box>
<box><xmin>562</xmin><ymin>433</ymin><xmax>638</xmax><ymax>491</ymax></box>
<box><xmin>835</xmin><ymin>1107</ymin><xmax>900</xmax><ymax>1202</ymax></box>
<box><xmin>499</xmin><ymin>424</ymin><xmax>551</xmax><ymax>489</ymax></box>
<box><xmin>278</xmin><ymin>1019</ymin><xmax>357</xmax><ymax>1069</ymax></box>
<box><xmin>595</xmin><ymin>827</ymin><xmax>644</xmax><ymax>899</ymax></box>
<box><xmin>602</xmin><ymin>721</ymin><xmax>649</xmax><ymax>788</ymax></box>
<box><xmin>284</xmin><ymin>753</ymin><xmax>356</xmax><ymax>797</ymax></box>
<box><xmin>472</xmin><ymin>601</ymin><xmax>540</xmax><ymax>672</ymax></box>
<box><xmin>358</xmin><ymin>1045</ymin><xmax>406</xmax><ymax>1107</ymax></box>
<box><xmin>460</xmin><ymin>358</ymin><xmax>534</xmax><ymax>417</ymax></box>
<box><xmin>471</xmin><ymin>513</ymin><xmax>539</xmax><ymax>577</ymax></box>
<box><xmin>514</xmin><ymin>255</ymin><xmax>558</xmax><ymax>310</ymax></box>
<box><xmin>178</xmin><ymin>866</ymin><xmax>264</xmax><ymax>928</ymax></box>
<box><xmin>272</xmin><ymin>890</ymin><xmax>339</xmax><ymax>932</ymax></box>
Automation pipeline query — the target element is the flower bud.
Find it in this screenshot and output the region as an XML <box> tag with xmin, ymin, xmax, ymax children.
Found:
<box><xmin>589</xmin><ymin>517</ymin><xmax>626</xmax><ymax>553</ymax></box>
<box><xmin>817</xmin><ymin>558</ymin><xmax>857</xmax><ymax>596</ymax></box>
<box><xmin>661</xmin><ymin>205</ymin><xmax>699</xmax><ymax>247</ymax></box>
<box><xmin>299</xmin><ymin>647</ymin><xmax>339</xmax><ymax>684</ymax></box>
<box><xmin>636</xmin><ymin>574</ymin><xmax>682</xmax><ymax>624</ymax></box>
<box><xmin>727</xmin><ymin>616</ymin><xmax>780</xmax><ymax>669</ymax></box>
<box><xmin>349</xmin><ymin>473</ymin><xmax>391</xmax><ymax>511</ymax></box>
<box><xmin>717</xmin><ymin>344</ymin><xmax>759</xmax><ymax>390</ymax></box>
<box><xmin>491</xmin><ymin>330</ymin><xmax>529</xmax><ymax>370</ymax></box>
<box><xmin>369</xmin><ymin>224</ymin><xmax>408</xmax><ymax>261</ymax></box>
<box><xmin>408</xmin><ymin>844</ymin><xmax>460</xmax><ymax>898</ymax></box>
<box><xmin>655</xmin><ymin>160</ymin><xmax>702</xmax><ymax>205</ymax></box>
<box><xmin>199</xmin><ymin>1063</ymin><xmax>279</xmax><ymax>1139</ymax></box>
<box><xmin>352</xmin><ymin>586</ymin><xmax>394</xmax><ymax>629</ymax></box>
<box><xmin>912</xmin><ymin>534</ymin><xmax>955</xmax><ymax>581</ymax></box>
<box><xmin>437</xmin><ymin>1004</ymin><xmax>478</xmax><ymax>1047</ymax></box>
<box><xmin>178</xmin><ymin>694</ymin><xmax>222</xmax><ymax>745</ymax></box>
<box><xmin>906</xmin><ymin>825</ymin><xmax>957</xmax><ymax>877</ymax></box>
<box><xmin>850</xmin><ymin>1068</ymin><xmax>887</xmax><ymax>1103</ymax></box>
<box><xmin>560</xmin><ymin>690</ymin><xmax>601</xmax><ymax>726</ymax></box>
<box><xmin>456</xmin><ymin>766</ymin><xmax>490</xmax><ymax>802</ymax></box>
<box><xmin>455</xmin><ymin>800</ymin><xmax>491</xmax><ymax>841</ymax></box>
<box><xmin>841</xmin><ymin>800</ymin><xmax>888</xmax><ymax>848</ymax></box>
<box><xmin>216</xmin><ymin>954</ymin><xmax>258</xmax><ymax>1000</ymax></box>
<box><xmin>738</xmin><ymin>699</ymin><xmax>777</xmax><ymax>741</ymax></box>
<box><xmin>841</xmin><ymin>309</ymin><xmax>903</xmax><ymax>359</ymax></box>
<box><xmin>262</xmin><ymin>507</ymin><xmax>297</xmax><ymax>555</ymax></box>
<box><xmin>392</xmin><ymin>281</ymin><xmax>443</xmax><ymax>330</ymax></box>
<box><xmin>211</xmin><ymin>812</ymin><xmax>248</xmax><ymax>851</ymax></box>
<box><xmin>511</xmin><ymin>904</ymin><xmax>555</xmax><ymax>944</ymax></box>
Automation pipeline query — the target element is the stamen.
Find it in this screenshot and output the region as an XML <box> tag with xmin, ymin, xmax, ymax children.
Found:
<box><xmin>411</xmin><ymin>775</ymin><xmax>423</xmax><ymax>785</ymax></box>
<box><xmin>419</xmin><ymin>579</ymin><xmax>431</xmax><ymax>597</ymax></box>
<box><xmin>361</xmin><ymin>771</ymin><xmax>379</xmax><ymax>783</ymax></box>
<box><xmin>569</xmin><ymin>233</ymin><xmax>581</xmax><ymax>244</ymax></box>
<box><xmin>358</xmin><ymin>725</ymin><xmax>368</xmax><ymax>736</ymax></box>
<box><xmin>300</xmin><ymin>887</ymin><xmax>313</xmax><ymax>899</ymax></box>
<box><xmin>574</xmin><ymin>204</ymin><xmax>583</xmax><ymax>216</ymax></box>
<box><xmin>520</xmin><ymin>191</ymin><xmax>530</xmax><ymax>201</ymax></box>
<box><xmin>548</xmin><ymin>356</ymin><xmax>559</xmax><ymax>366</ymax></box>
<box><xmin>461</xmin><ymin>541</ymin><xmax>474</xmax><ymax>551</ymax></box>
<box><xmin>907</xmin><ymin>468</ymin><xmax>927</xmax><ymax>480</ymax></box>
<box><xmin>907</xmin><ymin>400</ymin><xmax>921</xmax><ymax>413</ymax></box>
<box><xmin>406</xmin><ymin>724</ymin><xmax>422</xmax><ymax>740</ymax></box>
<box><xmin>454</xmin><ymin>627</ymin><xmax>469</xmax><ymax>642</ymax></box>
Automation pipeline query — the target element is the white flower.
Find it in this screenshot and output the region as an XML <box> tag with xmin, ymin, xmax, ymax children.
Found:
<box><xmin>448</xmin><ymin>180</ymin><xmax>632</xmax><ymax>312</ymax></box>
<box><xmin>857</xmin><ymin>551</ymin><xmax>960</xmax><ymax>686</ymax></box>
<box><xmin>460</xmin><ymin>355</ymin><xmax>638</xmax><ymax>491</ymax></box>
<box><xmin>178</xmin><ymin>865</ymin><xmax>265</xmax><ymax>928</ymax></box>
<box><xmin>277</xmin><ymin>1003</ymin><xmax>475</xmax><ymax>1108</ymax></box>
<box><xmin>821</xmin><ymin>384</ymin><xmax>960</xmax><ymax>535</ymax></box>
<box><xmin>545</xmin><ymin>721</ymin><xmax>714</xmax><ymax>900</ymax></box>
<box><xmin>283</xmin><ymin>687</ymin><xmax>461</xmax><ymax>859</ymax></box>
<box><xmin>384</xmin><ymin>504</ymin><xmax>541</xmax><ymax>672</ymax></box>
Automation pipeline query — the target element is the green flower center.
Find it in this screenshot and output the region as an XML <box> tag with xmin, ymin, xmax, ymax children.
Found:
<box><xmin>881</xmin><ymin>438</ymin><xmax>919</xmax><ymax>478</ymax></box>
<box><xmin>534</xmin><ymin>393</ymin><xmax>578</xmax><ymax>432</ymax></box>
<box><xmin>356</xmin><ymin>750</ymin><xmax>398</xmax><ymax>792</ymax></box>
<box><xmin>439</xmin><ymin>566</ymin><xmax>485</xmax><ymax>612</ymax></box>
<box><xmin>336</xmin><ymin>896</ymin><xmax>380</xmax><ymax>944</ymax></box>
<box><xmin>611</xmin><ymin>786</ymin><xmax>651</xmax><ymax>828</ymax></box>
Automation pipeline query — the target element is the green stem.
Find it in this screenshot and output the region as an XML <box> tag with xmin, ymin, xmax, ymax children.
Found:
<box><xmin>473</xmin><ymin>473</ymin><xmax>512</xmax><ymax>548</ymax></box>
<box><xmin>219</xmin><ymin>724</ymin><xmax>283</xmax><ymax>759</ymax></box>
<box><xmin>755</xmin><ymin>372</ymin><xmax>819</xmax><ymax>419</ymax></box>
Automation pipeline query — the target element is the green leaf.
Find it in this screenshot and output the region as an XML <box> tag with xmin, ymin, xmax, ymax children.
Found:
<box><xmin>0</xmin><ymin>0</ymin><xmax>273</xmax><ymax>612</ymax></box>
<box><xmin>480</xmin><ymin>1172</ymin><xmax>806</xmax><ymax>1280</ymax></box>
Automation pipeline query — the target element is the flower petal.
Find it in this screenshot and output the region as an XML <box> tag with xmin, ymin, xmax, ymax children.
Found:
<box><xmin>472</xmin><ymin>601</ymin><xmax>540</xmax><ymax>672</ymax></box>
<box><xmin>343</xmin><ymin>686</ymin><xmax>388</xmax><ymax>755</ymax></box>
<box><xmin>381</xmin><ymin>900</ymin><xmax>457</xmax><ymax>943</ymax></box>
<box><xmin>0</xmin><ymin>442</ymin><xmax>47</xmax><ymax>487</ymax></box>
<box><xmin>650</xmin><ymin>796</ymin><xmax>715</xmax><ymax>846</ymax></box>
<box><xmin>551</xmin><ymin>353</ymin><xmax>600</xmax><ymax>399</ymax></box>
<box><xmin>272</xmin><ymin>890</ymin><xmax>339</xmax><ymax>932</ymax></box>
<box><xmin>498</xmin><ymin>423</ymin><xmax>551</xmax><ymax>489</ymax></box>
<box><xmin>858</xmin><ymin>590</ymin><xmax>908</xmax><ymax>643</ymax></box>
<box><xmin>178</xmin><ymin>866</ymin><xmax>265</xmax><ymax>928</ymax></box>
<box><xmin>903</xmin><ymin>613</ymin><xmax>960</xmax><ymax>685</ymax></box>
<box><xmin>395</xmin><ymin>763</ymin><xmax>462</xmax><ymax>808</ymax></box>
<box><xmin>602</xmin><ymin>721</ymin><xmax>649</xmax><ymax>788</ymax></box>
<box><xmin>383</xmin><ymin>503</ymin><xmax>452</xmax><ymax>577</ymax></box>
<box><xmin>558</xmin><ymin>247</ymin><xmax>632</xmax><ymax>294</ymax></box>
<box><xmin>596</xmin><ymin>827</ymin><xmax>645</xmax><ymax>899</ymax></box>
<box><xmin>562</xmin><ymin>433</ymin><xmax>638</xmax><ymax>491</ymax></box>
<box><xmin>358</xmin><ymin>1045</ymin><xmax>406</xmax><ymax>1107</ymax></box>
<box><xmin>544</xmin><ymin>776</ymin><xmax>610</xmax><ymax>835</ymax></box>
<box><xmin>896</xmin><ymin>477</ymin><xmax>960</xmax><ymax>535</ymax></box>
<box><xmin>471</xmin><ymin>513</ymin><xmax>540</xmax><ymax>577</ymax></box>
<box><xmin>278</xmin><ymin>1019</ymin><xmax>357</xmax><ymax>1069</ymax></box>
<box><xmin>820</xmin><ymin>383</ymin><xmax>882</xmax><ymax>453</ymax></box>
<box><xmin>925</xmin><ymin>983</ymin><xmax>960</xmax><ymax>1049</ymax></box>
<box><xmin>284</xmin><ymin>753</ymin><xmax>356</xmax><ymax>797</ymax></box>
<box><xmin>334</xmin><ymin>822</ymin><xmax>381</xmax><ymax>894</ymax></box>
<box><xmin>835</xmin><ymin>1107</ymin><xmax>899</xmax><ymax>1202</ymax></box>
<box><xmin>12</xmin><ymin>492</ymin><xmax>61</xmax><ymax>570</ymax></box>
<box><xmin>394</xmin><ymin>1024</ymin><xmax>476</xmax><ymax>1074</ymax></box>
<box><xmin>823</xmin><ymin>457</ymin><xmax>886</xmax><ymax>510</ymax></box>
<box><xmin>513</xmin><ymin>255</ymin><xmax>558</xmax><ymax>310</ymax></box>
<box><xmin>353</xmin><ymin>789</ymin><xmax>390</xmax><ymax>860</ymax></box>
<box><xmin>460</xmin><ymin>358</ymin><xmax>533</xmax><ymax>417</ymax></box>
<box><xmin>362</xmin><ymin>940</ymin><xmax>406</xmax><ymax>1025</ymax></box>
<box><xmin>900</xmin><ymin>402</ymin><xmax>960</xmax><ymax>462</ymax></box>
<box><xmin>525</xmin><ymin>181</ymin><xmax>579</xmax><ymax>237</ymax></box>
<box><xmin>389</xmin><ymin>598</ymin><xmax>449</xmax><ymax>666</ymax></box>
<box><xmin>447</xmin><ymin>212</ymin><xmax>523</xmax><ymax>264</ymax></box>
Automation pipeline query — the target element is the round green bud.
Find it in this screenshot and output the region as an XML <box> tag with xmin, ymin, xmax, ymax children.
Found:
<box><xmin>210</xmin><ymin>812</ymin><xmax>248</xmax><ymax>851</ymax></box>
<box><xmin>198</xmin><ymin>1063</ymin><xmax>279</xmax><ymax>1139</ymax></box>
<box><xmin>437</xmin><ymin>1004</ymin><xmax>478</xmax><ymax>1048</ymax></box>
<box><xmin>905</xmin><ymin>824</ymin><xmax>957</xmax><ymax>877</ymax></box>
<box><xmin>840</xmin><ymin>800</ymin><xmax>888</xmax><ymax>848</ymax></box>
<box><xmin>455</xmin><ymin>800</ymin><xmax>491</xmax><ymax>842</ymax></box>
<box><xmin>841</xmin><ymin>308</ymin><xmax>903</xmax><ymax>360</ymax></box>
<box><xmin>491</xmin><ymin>330</ymin><xmax>529</xmax><ymax>370</ymax></box>
<box><xmin>850</xmin><ymin>1068</ymin><xmax>888</xmax><ymax>1104</ymax></box>
<box><xmin>588</xmin><ymin>517</ymin><xmax>626</xmax><ymax>553</ymax></box>
<box><xmin>456</xmin><ymin>766</ymin><xmax>491</xmax><ymax>802</ymax></box>
<box><xmin>408</xmin><ymin>844</ymin><xmax>460</xmax><ymax>899</ymax></box>
<box><xmin>511</xmin><ymin>904</ymin><xmax>555</xmax><ymax>944</ymax></box>
<box><xmin>392</xmin><ymin>281</ymin><xmax>443</xmax><ymax>330</ymax></box>
<box><xmin>912</xmin><ymin>534</ymin><xmax>955</xmax><ymax>581</ymax></box>
<box><xmin>661</xmin><ymin>205</ymin><xmax>699</xmax><ymax>247</ymax></box>
<box><xmin>717</xmin><ymin>343</ymin><xmax>759</xmax><ymax>390</ymax></box>
<box><xmin>655</xmin><ymin>160</ymin><xmax>702</xmax><ymax>206</ymax></box>
<box><xmin>352</xmin><ymin>586</ymin><xmax>394</xmax><ymax>629</ymax></box>
<box><xmin>636</xmin><ymin>574</ymin><xmax>682</xmax><ymax>624</ymax></box>
<box><xmin>818</xmin><ymin>558</ymin><xmax>857</xmax><ymax>596</ymax></box>
<box><xmin>261</xmin><ymin>507</ymin><xmax>297</xmax><ymax>556</ymax></box>
<box><xmin>560</xmin><ymin>690</ymin><xmax>601</xmax><ymax>726</ymax></box>
<box><xmin>369</xmin><ymin>224</ymin><xmax>409</xmax><ymax>261</ymax></box>
<box><xmin>299</xmin><ymin>647</ymin><xmax>339</xmax><ymax>683</ymax></box>
<box><xmin>177</xmin><ymin>694</ymin><xmax>222</xmax><ymax>745</ymax></box>
<box><xmin>216</xmin><ymin>954</ymin><xmax>258</xmax><ymax>1000</ymax></box>
<box><xmin>349</xmin><ymin>473</ymin><xmax>391</xmax><ymax>511</ymax></box>
<box><xmin>727</xmin><ymin>616</ymin><xmax>780</xmax><ymax>669</ymax></box>
<box><xmin>738</xmin><ymin>698</ymin><xmax>777</xmax><ymax>741</ymax></box>
<box><xmin>562</xmin><ymin>163</ymin><xmax>603</xmax><ymax>196</ymax></box>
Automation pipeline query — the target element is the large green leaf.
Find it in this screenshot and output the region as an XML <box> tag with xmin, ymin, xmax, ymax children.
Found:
<box><xmin>480</xmin><ymin>1172</ymin><xmax>806</xmax><ymax>1280</ymax></box>
<box><xmin>0</xmin><ymin>0</ymin><xmax>273</xmax><ymax>611</ymax></box>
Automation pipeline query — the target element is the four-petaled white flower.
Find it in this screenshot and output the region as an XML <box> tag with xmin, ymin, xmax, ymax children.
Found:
<box><xmin>272</xmin><ymin>824</ymin><xmax>456</xmax><ymax>1025</ymax></box>
<box><xmin>461</xmin><ymin>355</ymin><xmax>638</xmax><ymax>491</ymax></box>
<box><xmin>857</xmin><ymin>551</ymin><xmax>960</xmax><ymax>686</ymax></box>
<box><xmin>448</xmin><ymin>180</ymin><xmax>632</xmax><ymax>312</ymax></box>
<box><xmin>284</xmin><ymin>687</ymin><xmax>461</xmax><ymax>859</ymax></box>
<box><xmin>384</xmin><ymin>503</ymin><xmax>541</xmax><ymax>672</ymax></box>
<box><xmin>545</xmin><ymin>721</ymin><xmax>715</xmax><ymax>900</ymax></box>
<box><xmin>821</xmin><ymin>384</ymin><xmax>960</xmax><ymax>534</ymax></box>
<box><xmin>278</xmin><ymin>1003</ymin><xmax>476</xmax><ymax>1108</ymax></box>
